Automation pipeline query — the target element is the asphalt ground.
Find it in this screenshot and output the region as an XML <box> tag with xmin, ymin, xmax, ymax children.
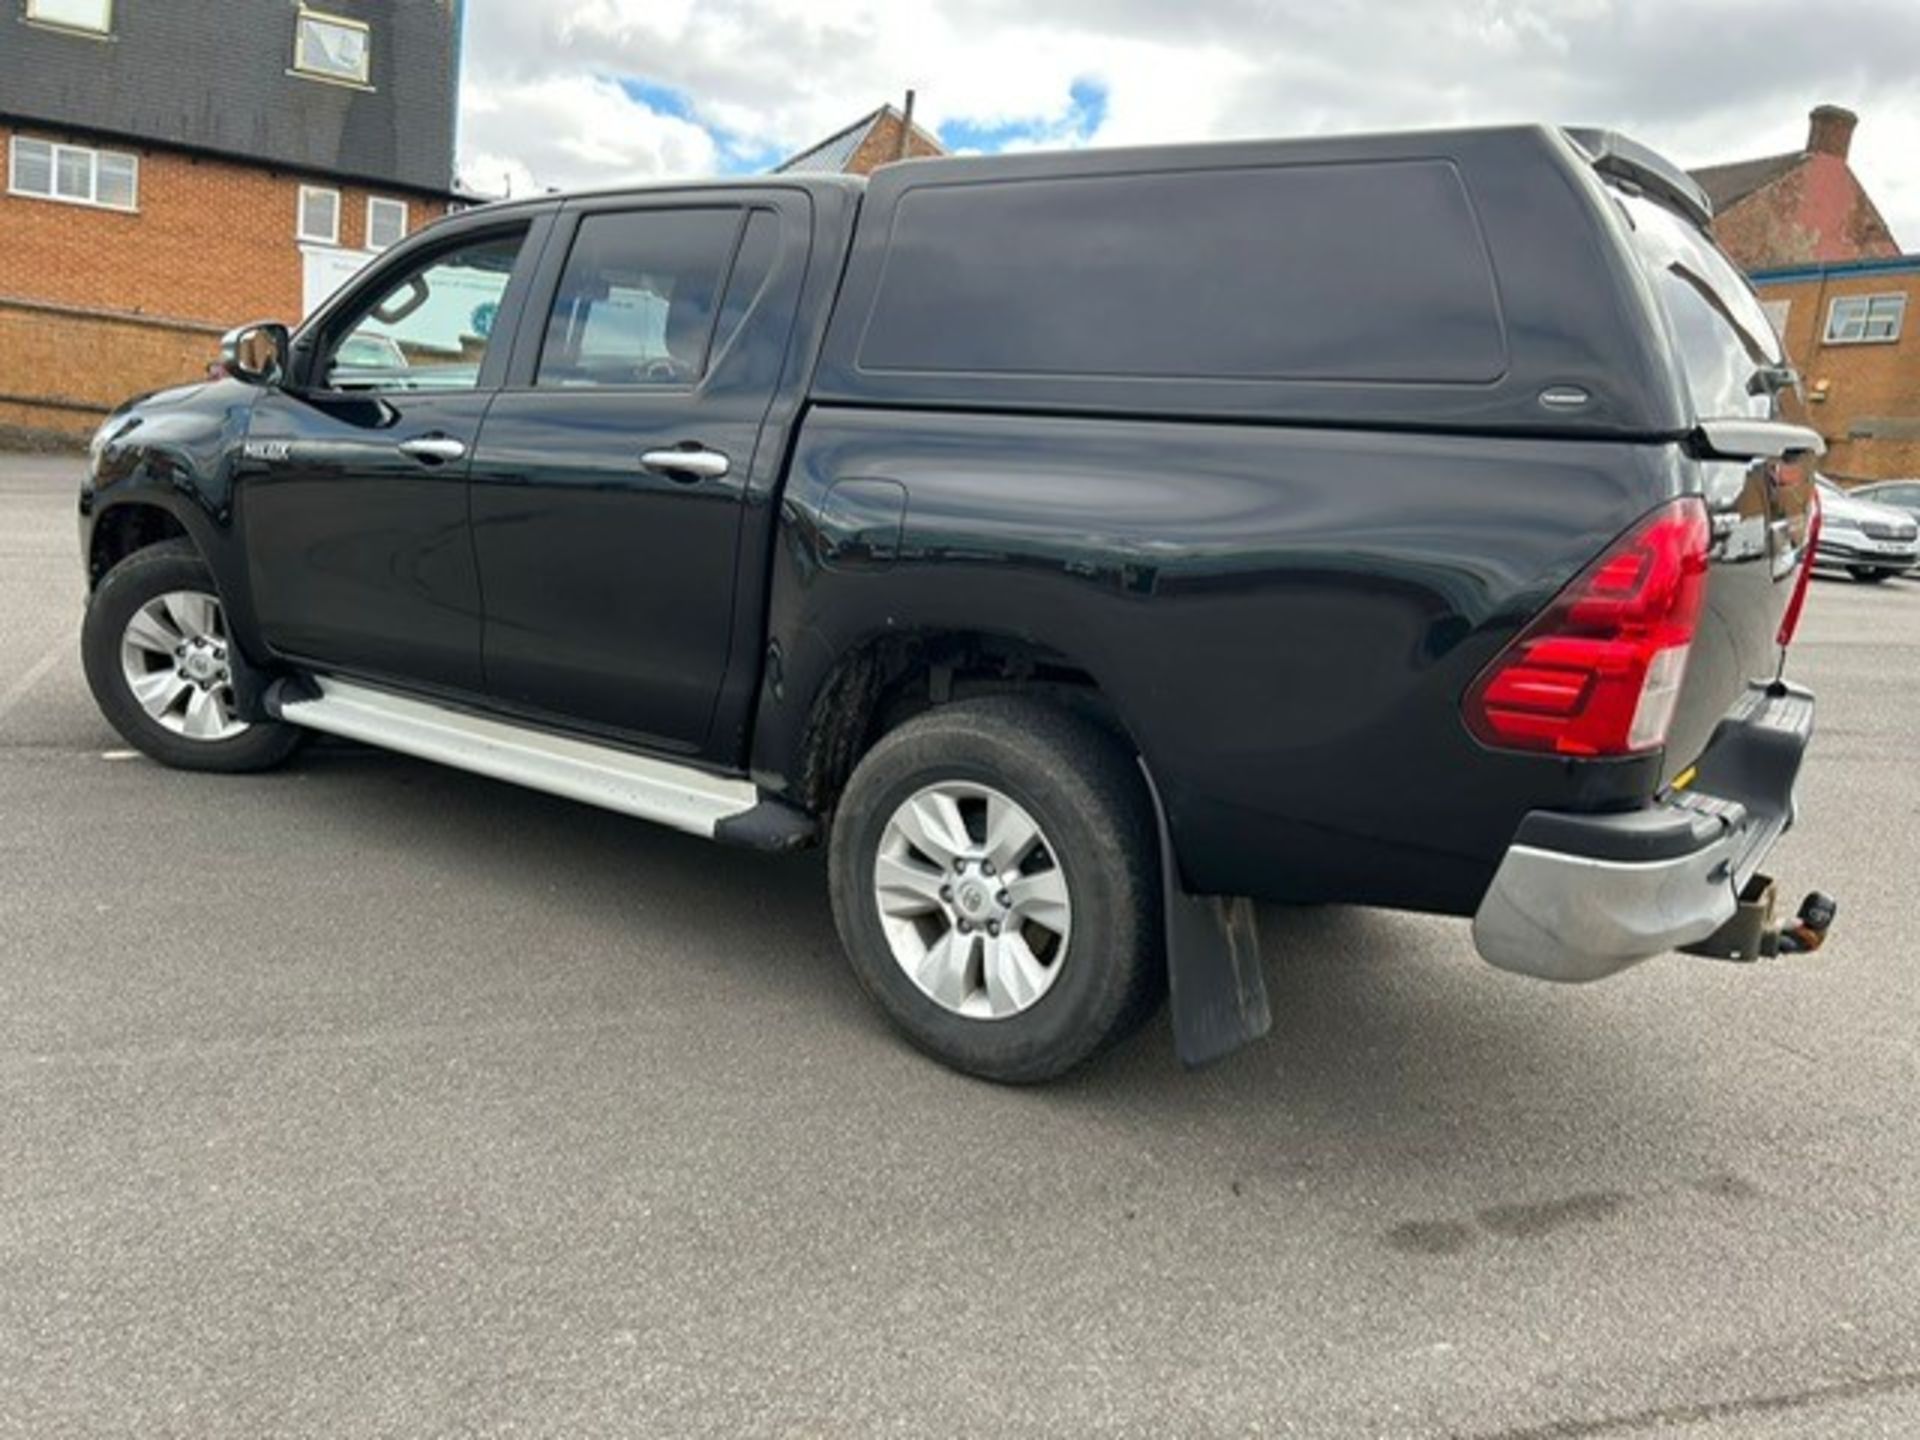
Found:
<box><xmin>2</xmin><ymin>452</ymin><xmax>1917</xmax><ymax>1437</ymax></box>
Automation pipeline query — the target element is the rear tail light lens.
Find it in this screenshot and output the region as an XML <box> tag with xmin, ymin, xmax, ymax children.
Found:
<box><xmin>1464</xmin><ymin>498</ymin><xmax>1711</xmax><ymax>757</ymax></box>
<box><xmin>1776</xmin><ymin>487</ymin><xmax>1821</xmax><ymax>648</ymax></box>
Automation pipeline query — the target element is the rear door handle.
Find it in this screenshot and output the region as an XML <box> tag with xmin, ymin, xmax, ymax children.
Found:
<box><xmin>641</xmin><ymin>447</ymin><xmax>730</xmax><ymax>482</ymax></box>
<box><xmin>398</xmin><ymin>435</ymin><xmax>467</xmax><ymax>465</ymax></box>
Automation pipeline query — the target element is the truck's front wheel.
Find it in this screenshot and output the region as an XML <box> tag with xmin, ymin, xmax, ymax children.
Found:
<box><xmin>81</xmin><ymin>540</ymin><xmax>303</xmax><ymax>773</ymax></box>
<box><xmin>828</xmin><ymin>696</ymin><xmax>1162</xmax><ymax>1082</ymax></box>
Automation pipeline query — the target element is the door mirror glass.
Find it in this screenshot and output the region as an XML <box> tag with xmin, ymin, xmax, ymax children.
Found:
<box><xmin>321</xmin><ymin>229</ymin><xmax>527</xmax><ymax>392</ymax></box>
<box><xmin>219</xmin><ymin>322</ymin><xmax>291</xmax><ymax>386</ymax></box>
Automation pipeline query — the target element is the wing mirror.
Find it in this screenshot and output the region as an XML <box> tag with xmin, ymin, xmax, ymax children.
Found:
<box><xmin>218</xmin><ymin>321</ymin><xmax>291</xmax><ymax>386</ymax></box>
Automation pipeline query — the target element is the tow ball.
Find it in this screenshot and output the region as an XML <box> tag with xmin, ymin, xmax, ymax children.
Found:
<box><xmin>1683</xmin><ymin>876</ymin><xmax>1838</xmax><ymax>963</ymax></box>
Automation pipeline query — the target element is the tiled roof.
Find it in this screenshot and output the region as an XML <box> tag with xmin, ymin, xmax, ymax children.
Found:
<box><xmin>774</xmin><ymin>109</ymin><xmax>884</xmax><ymax>174</ymax></box>
<box><xmin>1688</xmin><ymin>151</ymin><xmax>1803</xmax><ymax>212</ymax></box>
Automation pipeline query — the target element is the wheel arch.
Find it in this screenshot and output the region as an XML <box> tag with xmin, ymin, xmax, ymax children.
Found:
<box><xmin>87</xmin><ymin>499</ymin><xmax>197</xmax><ymax>589</ymax></box>
<box><xmin>775</xmin><ymin>626</ymin><xmax>1150</xmax><ymax>821</ymax></box>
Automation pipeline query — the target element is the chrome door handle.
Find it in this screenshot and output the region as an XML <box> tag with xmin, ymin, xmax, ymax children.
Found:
<box><xmin>641</xmin><ymin>447</ymin><xmax>730</xmax><ymax>481</ymax></box>
<box><xmin>398</xmin><ymin>435</ymin><xmax>467</xmax><ymax>464</ymax></box>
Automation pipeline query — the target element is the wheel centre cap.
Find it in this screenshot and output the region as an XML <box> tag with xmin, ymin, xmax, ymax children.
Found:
<box><xmin>182</xmin><ymin>649</ymin><xmax>218</xmax><ymax>681</ymax></box>
<box><xmin>956</xmin><ymin>880</ymin><xmax>993</xmax><ymax>917</ymax></box>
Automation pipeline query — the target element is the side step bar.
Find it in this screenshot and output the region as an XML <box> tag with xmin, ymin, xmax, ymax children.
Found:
<box><xmin>272</xmin><ymin>676</ymin><xmax>812</xmax><ymax>846</ymax></box>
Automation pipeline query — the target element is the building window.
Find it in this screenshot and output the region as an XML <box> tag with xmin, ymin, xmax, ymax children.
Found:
<box><xmin>297</xmin><ymin>185</ymin><xmax>341</xmax><ymax>244</ymax></box>
<box><xmin>8</xmin><ymin>136</ymin><xmax>137</xmax><ymax>211</ymax></box>
<box><xmin>366</xmin><ymin>196</ymin><xmax>409</xmax><ymax>250</ymax></box>
<box><xmin>293</xmin><ymin>9</ymin><xmax>370</xmax><ymax>85</ymax></box>
<box><xmin>25</xmin><ymin>0</ymin><xmax>112</xmax><ymax>33</ymax></box>
<box><xmin>1825</xmin><ymin>293</ymin><xmax>1906</xmax><ymax>345</ymax></box>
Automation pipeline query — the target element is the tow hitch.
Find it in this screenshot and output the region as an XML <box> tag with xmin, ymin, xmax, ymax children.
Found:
<box><xmin>1682</xmin><ymin>875</ymin><xmax>1838</xmax><ymax>963</ymax></box>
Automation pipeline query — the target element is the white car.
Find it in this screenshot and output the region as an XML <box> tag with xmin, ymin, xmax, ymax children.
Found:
<box><xmin>1813</xmin><ymin>477</ymin><xmax>1919</xmax><ymax>583</ymax></box>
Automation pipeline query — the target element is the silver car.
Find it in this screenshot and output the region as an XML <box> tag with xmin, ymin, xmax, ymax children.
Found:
<box><xmin>1851</xmin><ymin>479</ymin><xmax>1920</xmax><ymax>525</ymax></box>
<box><xmin>1814</xmin><ymin>477</ymin><xmax>1920</xmax><ymax>583</ymax></box>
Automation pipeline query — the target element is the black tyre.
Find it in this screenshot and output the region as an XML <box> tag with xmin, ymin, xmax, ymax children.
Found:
<box><xmin>81</xmin><ymin>540</ymin><xmax>304</xmax><ymax>773</ymax></box>
<box><xmin>828</xmin><ymin>695</ymin><xmax>1163</xmax><ymax>1083</ymax></box>
<box><xmin>1850</xmin><ymin>567</ymin><xmax>1892</xmax><ymax>583</ymax></box>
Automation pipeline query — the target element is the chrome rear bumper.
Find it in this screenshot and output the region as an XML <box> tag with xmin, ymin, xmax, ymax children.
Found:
<box><xmin>1473</xmin><ymin>680</ymin><xmax>1813</xmax><ymax>983</ymax></box>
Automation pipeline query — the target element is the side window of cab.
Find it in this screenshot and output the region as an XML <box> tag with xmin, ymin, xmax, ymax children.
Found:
<box><xmin>533</xmin><ymin>208</ymin><xmax>742</xmax><ymax>389</ymax></box>
<box><xmin>318</xmin><ymin>228</ymin><xmax>530</xmax><ymax>393</ymax></box>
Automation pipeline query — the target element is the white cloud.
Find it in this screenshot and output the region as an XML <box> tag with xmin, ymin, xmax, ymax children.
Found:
<box><xmin>459</xmin><ymin>73</ymin><xmax>718</xmax><ymax>197</ymax></box>
<box><xmin>457</xmin><ymin>0</ymin><xmax>1920</xmax><ymax>244</ymax></box>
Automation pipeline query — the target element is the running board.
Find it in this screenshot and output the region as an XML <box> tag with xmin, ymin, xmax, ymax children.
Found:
<box><xmin>274</xmin><ymin>676</ymin><xmax>768</xmax><ymax>841</ymax></box>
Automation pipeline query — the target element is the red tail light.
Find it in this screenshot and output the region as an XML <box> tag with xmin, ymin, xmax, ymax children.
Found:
<box><xmin>1776</xmin><ymin>488</ymin><xmax>1821</xmax><ymax>648</ymax></box>
<box><xmin>1465</xmin><ymin>498</ymin><xmax>1711</xmax><ymax>757</ymax></box>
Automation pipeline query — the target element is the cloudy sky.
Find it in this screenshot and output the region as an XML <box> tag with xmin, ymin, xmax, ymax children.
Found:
<box><xmin>458</xmin><ymin>0</ymin><xmax>1920</xmax><ymax>246</ymax></box>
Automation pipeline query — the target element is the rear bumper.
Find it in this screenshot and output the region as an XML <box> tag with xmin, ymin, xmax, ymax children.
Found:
<box><xmin>1473</xmin><ymin>680</ymin><xmax>1813</xmax><ymax>982</ymax></box>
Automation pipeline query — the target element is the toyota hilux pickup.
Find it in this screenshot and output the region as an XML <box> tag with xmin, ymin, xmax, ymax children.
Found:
<box><xmin>78</xmin><ymin>125</ymin><xmax>1832</xmax><ymax>1082</ymax></box>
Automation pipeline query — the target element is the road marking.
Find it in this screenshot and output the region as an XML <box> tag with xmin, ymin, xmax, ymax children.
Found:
<box><xmin>101</xmin><ymin>749</ymin><xmax>139</xmax><ymax>761</ymax></box>
<box><xmin>0</xmin><ymin>640</ymin><xmax>66</xmax><ymax>726</ymax></box>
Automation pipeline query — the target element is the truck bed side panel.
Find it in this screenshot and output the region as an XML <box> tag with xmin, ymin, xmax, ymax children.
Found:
<box><xmin>756</xmin><ymin>408</ymin><xmax>1693</xmax><ymax>913</ymax></box>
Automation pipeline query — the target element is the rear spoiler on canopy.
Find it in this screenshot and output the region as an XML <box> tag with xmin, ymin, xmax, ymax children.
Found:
<box><xmin>1563</xmin><ymin>127</ymin><xmax>1715</xmax><ymax>230</ymax></box>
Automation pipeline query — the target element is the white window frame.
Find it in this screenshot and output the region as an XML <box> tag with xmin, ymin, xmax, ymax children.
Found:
<box><xmin>1824</xmin><ymin>292</ymin><xmax>1906</xmax><ymax>345</ymax></box>
<box><xmin>292</xmin><ymin>8</ymin><xmax>372</xmax><ymax>87</ymax></box>
<box><xmin>24</xmin><ymin>0</ymin><xmax>113</xmax><ymax>34</ymax></box>
<box><xmin>7</xmin><ymin>135</ymin><xmax>138</xmax><ymax>212</ymax></box>
<box><xmin>365</xmin><ymin>196</ymin><xmax>409</xmax><ymax>251</ymax></box>
<box><xmin>297</xmin><ymin>184</ymin><xmax>341</xmax><ymax>245</ymax></box>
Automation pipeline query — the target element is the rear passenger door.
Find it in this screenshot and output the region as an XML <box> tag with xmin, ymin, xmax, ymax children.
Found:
<box><xmin>467</xmin><ymin>193</ymin><xmax>806</xmax><ymax>752</ymax></box>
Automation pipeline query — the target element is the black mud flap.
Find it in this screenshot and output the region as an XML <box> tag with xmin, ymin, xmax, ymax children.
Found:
<box><xmin>225</xmin><ymin>646</ymin><xmax>284</xmax><ymax>724</ymax></box>
<box><xmin>1139</xmin><ymin>762</ymin><xmax>1272</xmax><ymax>1068</ymax></box>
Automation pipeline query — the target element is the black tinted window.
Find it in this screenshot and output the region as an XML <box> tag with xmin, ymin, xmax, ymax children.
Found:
<box><xmin>855</xmin><ymin>161</ymin><xmax>1506</xmax><ymax>383</ymax></box>
<box><xmin>537</xmin><ymin>209</ymin><xmax>738</xmax><ymax>388</ymax></box>
<box><xmin>709</xmin><ymin>209</ymin><xmax>779</xmax><ymax>362</ymax></box>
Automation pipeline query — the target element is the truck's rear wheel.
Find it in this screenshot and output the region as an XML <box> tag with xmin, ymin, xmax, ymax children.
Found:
<box><xmin>1849</xmin><ymin>566</ymin><xmax>1893</xmax><ymax>583</ymax></box>
<box><xmin>828</xmin><ymin>696</ymin><xmax>1162</xmax><ymax>1082</ymax></box>
<box><xmin>82</xmin><ymin>540</ymin><xmax>303</xmax><ymax>773</ymax></box>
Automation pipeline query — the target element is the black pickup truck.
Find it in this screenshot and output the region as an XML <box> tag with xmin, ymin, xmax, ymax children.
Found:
<box><xmin>78</xmin><ymin>125</ymin><xmax>1831</xmax><ymax>1081</ymax></box>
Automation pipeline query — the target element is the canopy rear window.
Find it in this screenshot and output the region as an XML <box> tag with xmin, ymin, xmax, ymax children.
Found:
<box><xmin>1617</xmin><ymin>190</ymin><xmax>1783</xmax><ymax>422</ymax></box>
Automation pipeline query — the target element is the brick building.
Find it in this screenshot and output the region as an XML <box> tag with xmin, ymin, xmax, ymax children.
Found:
<box><xmin>1690</xmin><ymin>105</ymin><xmax>1899</xmax><ymax>273</ymax></box>
<box><xmin>1688</xmin><ymin>105</ymin><xmax>1914</xmax><ymax>482</ymax></box>
<box><xmin>1749</xmin><ymin>255</ymin><xmax>1919</xmax><ymax>481</ymax></box>
<box><xmin>775</xmin><ymin>101</ymin><xmax>947</xmax><ymax>177</ymax></box>
<box><xmin>1</xmin><ymin>0</ymin><xmax>463</xmax><ymax>443</ymax></box>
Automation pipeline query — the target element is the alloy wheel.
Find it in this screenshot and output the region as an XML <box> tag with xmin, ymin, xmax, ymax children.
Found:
<box><xmin>872</xmin><ymin>780</ymin><xmax>1072</xmax><ymax>1019</ymax></box>
<box><xmin>118</xmin><ymin>589</ymin><xmax>249</xmax><ymax>741</ymax></box>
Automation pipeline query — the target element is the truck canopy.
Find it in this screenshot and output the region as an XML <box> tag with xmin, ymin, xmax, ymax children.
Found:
<box><xmin>813</xmin><ymin>125</ymin><xmax>1701</xmax><ymax>439</ymax></box>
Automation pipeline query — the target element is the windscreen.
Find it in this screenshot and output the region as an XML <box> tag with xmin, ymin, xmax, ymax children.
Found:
<box><xmin>1615</xmin><ymin>189</ymin><xmax>1785</xmax><ymax>422</ymax></box>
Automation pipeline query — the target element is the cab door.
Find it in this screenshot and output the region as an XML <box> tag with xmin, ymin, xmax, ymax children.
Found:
<box><xmin>467</xmin><ymin>194</ymin><xmax>806</xmax><ymax>752</ymax></box>
<box><xmin>239</xmin><ymin>214</ymin><xmax>547</xmax><ymax>694</ymax></box>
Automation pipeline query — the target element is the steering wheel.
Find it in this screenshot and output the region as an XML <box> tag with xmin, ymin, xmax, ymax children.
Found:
<box><xmin>642</xmin><ymin>355</ymin><xmax>692</xmax><ymax>384</ymax></box>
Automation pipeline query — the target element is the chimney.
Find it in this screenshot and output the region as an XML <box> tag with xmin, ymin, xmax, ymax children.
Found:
<box><xmin>895</xmin><ymin>89</ymin><xmax>916</xmax><ymax>162</ymax></box>
<box><xmin>1807</xmin><ymin>104</ymin><xmax>1858</xmax><ymax>160</ymax></box>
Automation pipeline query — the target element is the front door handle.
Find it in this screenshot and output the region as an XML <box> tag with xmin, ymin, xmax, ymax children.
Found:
<box><xmin>641</xmin><ymin>447</ymin><xmax>730</xmax><ymax>482</ymax></box>
<box><xmin>398</xmin><ymin>435</ymin><xmax>467</xmax><ymax>465</ymax></box>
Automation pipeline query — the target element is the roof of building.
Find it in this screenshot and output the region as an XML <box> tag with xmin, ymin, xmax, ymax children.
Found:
<box><xmin>1689</xmin><ymin>150</ymin><xmax>1804</xmax><ymax>212</ymax></box>
<box><xmin>775</xmin><ymin>109</ymin><xmax>882</xmax><ymax>174</ymax></box>
<box><xmin>0</xmin><ymin>0</ymin><xmax>459</xmax><ymax>196</ymax></box>
<box><xmin>774</xmin><ymin>104</ymin><xmax>946</xmax><ymax>174</ymax></box>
